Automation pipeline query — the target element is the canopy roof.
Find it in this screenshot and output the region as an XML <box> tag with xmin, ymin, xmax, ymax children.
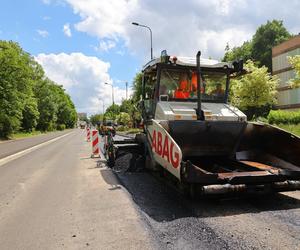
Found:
<box><xmin>143</xmin><ymin>56</ymin><xmax>234</xmax><ymax>71</ymax></box>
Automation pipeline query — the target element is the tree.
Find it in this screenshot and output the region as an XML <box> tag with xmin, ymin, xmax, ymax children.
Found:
<box><xmin>223</xmin><ymin>41</ymin><xmax>253</xmax><ymax>62</ymax></box>
<box><xmin>116</xmin><ymin>112</ymin><xmax>131</xmax><ymax>126</ymax></box>
<box><xmin>251</xmin><ymin>20</ymin><xmax>292</xmax><ymax>71</ymax></box>
<box><xmin>21</xmin><ymin>97</ymin><xmax>39</xmax><ymax>132</ymax></box>
<box><xmin>0</xmin><ymin>40</ymin><xmax>40</xmax><ymax>137</ymax></box>
<box><xmin>230</xmin><ymin>60</ymin><xmax>279</xmax><ymax>119</ymax></box>
<box><xmin>120</xmin><ymin>99</ymin><xmax>133</xmax><ymax>113</ymax></box>
<box><xmin>0</xmin><ymin>40</ymin><xmax>77</xmax><ymax>136</ymax></box>
<box><xmin>52</xmin><ymin>85</ymin><xmax>77</xmax><ymax>129</ymax></box>
<box><xmin>90</xmin><ymin>113</ymin><xmax>103</xmax><ymax>126</ymax></box>
<box><xmin>103</xmin><ymin>111</ymin><xmax>116</xmax><ymax>121</ymax></box>
<box><xmin>104</xmin><ymin>103</ymin><xmax>120</xmax><ymax>121</ymax></box>
<box><xmin>105</xmin><ymin>103</ymin><xmax>120</xmax><ymax>114</ymax></box>
<box><xmin>288</xmin><ymin>55</ymin><xmax>300</xmax><ymax>88</ymax></box>
<box><xmin>132</xmin><ymin>73</ymin><xmax>143</xmax><ymax>103</ymax></box>
<box><xmin>34</xmin><ymin>79</ymin><xmax>58</xmax><ymax>131</ymax></box>
<box><xmin>222</xmin><ymin>20</ymin><xmax>292</xmax><ymax>72</ymax></box>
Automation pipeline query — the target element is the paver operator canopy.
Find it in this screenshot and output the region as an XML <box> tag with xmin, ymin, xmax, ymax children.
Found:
<box><xmin>141</xmin><ymin>50</ymin><xmax>246</xmax><ymax>122</ymax></box>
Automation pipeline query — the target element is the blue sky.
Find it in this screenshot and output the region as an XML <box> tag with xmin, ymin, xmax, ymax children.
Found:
<box><xmin>1</xmin><ymin>0</ymin><xmax>300</xmax><ymax>114</ymax></box>
<box><xmin>0</xmin><ymin>0</ymin><xmax>139</xmax><ymax>88</ymax></box>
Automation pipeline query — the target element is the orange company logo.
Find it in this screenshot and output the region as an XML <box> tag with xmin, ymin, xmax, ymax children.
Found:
<box><xmin>151</xmin><ymin>130</ymin><xmax>180</xmax><ymax>168</ymax></box>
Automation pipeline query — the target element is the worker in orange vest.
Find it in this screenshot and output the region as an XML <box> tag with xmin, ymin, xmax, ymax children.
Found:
<box><xmin>190</xmin><ymin>71</ymin><xmax>205</xmax><ymax>97</ymax></box>
<box><xmin>174</xmin><ymin>73</ymin><xmax>190</xmax><ymax>99</ymax></box>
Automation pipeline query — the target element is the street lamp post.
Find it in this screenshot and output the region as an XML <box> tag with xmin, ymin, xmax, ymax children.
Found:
<box><xmin>98</xmin><ymin>98</ymin><xmax>104</xmax><ymax>114</ymax></box>
<box><xmin>132</xmin><ymin>22</ymin><xmax>153</xmax><ymax>60</ymax></box>
<box><xmin>105</xmin><ymin>82</ymin><xmax>114</xmax><ymax>105</ymax></box>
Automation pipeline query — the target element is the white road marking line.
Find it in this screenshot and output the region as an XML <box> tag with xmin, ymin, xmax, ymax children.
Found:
<box><xmin>0</xmin><ymin>131</ymin><xmax>74</xmax><ymax>167</ymax></box>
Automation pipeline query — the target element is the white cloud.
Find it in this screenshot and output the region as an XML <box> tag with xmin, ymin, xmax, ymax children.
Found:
<box><xmin>43</xmin><ymin>16</ymin><xmax>51</xmax><ymax>20</ymax></box>
<box><xmin>67</xmin><ymin>0</ymin><xmax>138</xmax><ymax>39</ymax></box>
<box><xmin>63</xmin><ymin>23</ymin><xmax>72</xmax><ymax>37</ymax></box>
<box><xmin>96</xmin><ymin>40</ymin><xmax>116</xmax><ymax>52</ymax></box>
<box><xmin>37</xmin><ymin>29</ymin><xmax>49</xmax><ymax>38</ymax></box>
<box><xmin>42</xmin><ymin>0</ymin><xmax>65</xmax><ymax>5</ymax></box>
<box><xmin>60</xmin><ymin>0</ymin><xmax>300</xmax><ymax>60</ymax></box>
<box><xmin>35</xmin><ymin>53</ymin><xmax>128</xmax><ymax>114</ymax></box>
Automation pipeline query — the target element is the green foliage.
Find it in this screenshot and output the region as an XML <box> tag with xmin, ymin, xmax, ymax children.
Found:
<box><xmin>116</xmin><ymin>125</ymin><xmax>129</xmax><ymax>131</ymax></box>
<box><xmin>34</xmin><ymin>79</ymin><xmax>58</xmax><ymax>131</ymax></box>
<box><xmin>103</xmin><ymin>103</ymin><xmax>121</xmax><ymax>121</ymax></box>
<box><xmin>132</xmin><ymin>72</ymin><xmax>143</xmax><ymax>103</ymax></box>
<box><xmin>103</xmin><ymin>97</ymin><xmax>142</xmax><ymax>128</ymax></box>
<box><xmin>54</xmin><ymin>87</ymin><xmax>77</xmax><ymax>128</ymax></box>
<box><xmin>21</xmin><ymin>97</ymin><xmax>40</xmax><ymax>132</ymax></box>
<box><xmin>252</xmin><ymin>20</ymin><xmax>292</xmax><ymax>71</ymax></box>
<box><xmin>267</xmin><ymin>110</ymin><xmax>300</xmax><ymax>124</ymax></box>
<box><xmin>120</xmin><ymin>98</ymin><xmax>141</xmax><ymax>126</ymax></box>
<box><xmin>117</xmin><ymin>112</ymin><xmax>131</xmax><ymax>125</ymax></box>
<box><xmin>103</xmin><ymin>111</ymin><xmax>116</xmax><ymax>121</ymax></box>
<box><xmin>34</xmin><ymin>79</ymin><xmax>77</xmax><ymax>131</ymax></box>
<box><xmin>288</xmin><ymin>55</ymin><xmax>300</xmax><ymax>88</ymax></box>
<box><xmin>230</xmin><ymin>60</ymin><xmax>278</xmax><ymax>119</ymax></box>
<box><xmin>0</xmin><ymin>40</ymin><xmax>39</xmax><ymax>137</ymax></box>
<box><xmin>0</xmin><ymin>114</ymin><xmax>16</xmax><ymax>138</ymax></box>
<box><xmin>0</xmin><ymin>40</ymin><xmax>77</xmax><ymax>137</ymax></box>
<box><xmin>223</xmin><ymin>41</ymin><xmax>253</xmax><ymax>62</ymax></box>
<box><xmin>223</xmin><ymin>20</ymin><xmax>291</xmax><ymax>72</ymax></box>
<box><xmin>90</xmin><ymin>113</ymin><xmax>103</xmax><ymax>126</ymax></box>
<box><xmin>57</xmin><ymin>124</ymin><xmax>66</xmax><ymax>131</ymax></box>
<box><xmin>105</xmin><ymin>103</ymin><xmax>120</xmax><ymax>115</ymax></box>
<box><xmin>11</xmin><ymin>130</ymin><xmax>43</xmax><ymax>139</ymax></box>
<box><xmin>120</xmin><ymin>99</ymin><xmax>133</xmax><ymax>113</ymax></box>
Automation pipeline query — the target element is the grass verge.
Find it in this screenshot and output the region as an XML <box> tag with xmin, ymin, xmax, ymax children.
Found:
<box><xmin>0</xmin><ymin>129</ymin><xmax>68</xmax><ymax>141</ymax></box>
<box><xmin>275</xmin><ymin>124</ymin><xmax>300</xmax><ymax>137</ymax></box>
<box><xmin>0</xmin><ymin>131</ymin><xmax>43</xmax><ymax>142</ymax></box>
<box><xmin>11</xmin><ymin>131</ymin><xmax>46</xmax><ymax>139</ymax></box>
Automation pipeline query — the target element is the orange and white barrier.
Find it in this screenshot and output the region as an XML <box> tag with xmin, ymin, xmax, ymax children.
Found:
<box><xmin>86</xmin><ymin>128</ymin><xmax>91</xmax><ymax>142</ymax></box>
<box><xmin>91</xmin><ymin>130</ymin><xmax>100</xmax><ymax>158</ymax></box>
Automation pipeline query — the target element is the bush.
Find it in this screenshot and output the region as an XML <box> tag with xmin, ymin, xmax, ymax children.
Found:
<box><xmin>116</xmin><ymin>125</ymin><xmax>129</xmax><ymax>131</ymax></box>
<box><xmin>0</xmin><ymin>114</ymin><xmax>16</xmax><ymax>138</ymax></box>
<box><xmin>57</xmin><ymin>124</ymin><xmax>66</xmax><ymax>131</ymax></box>
<box><xmin>267</xmin><ymin>110</ymin><xmax>300</xmax><ymax>124</ymax></box>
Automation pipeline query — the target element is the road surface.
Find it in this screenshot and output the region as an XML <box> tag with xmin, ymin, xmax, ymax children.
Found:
<box><xmin>0</xmin><ymin>129</ymin><xmax>155</xmax><ymax>250</ymax></box>
<box><xmin>0</xmin><ymin>129</ymin><xmax>299</xmax><ymax>250</ymax></box>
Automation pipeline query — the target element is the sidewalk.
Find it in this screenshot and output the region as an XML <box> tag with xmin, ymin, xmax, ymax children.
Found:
<box><xmin>75</xmin><ymin>133</ymin><xmax>156</xmax><ymax>249</ymax></box>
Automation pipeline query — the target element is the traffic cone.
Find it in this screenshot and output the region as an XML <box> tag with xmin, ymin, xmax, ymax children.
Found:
<box><xmin>91</xmin><ymin>130</ymin><xmax>100</xmax><ymax>158</ymax></box>
<box><xmin>86</xmin><ymin>128</ymin><xmax>91</xmax><ymax>142</ymax></box>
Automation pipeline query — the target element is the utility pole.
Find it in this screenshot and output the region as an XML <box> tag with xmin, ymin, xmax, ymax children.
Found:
<box><xmin>105</xmin><ymin>82</ymin><xmax>114</xmax><ymax>105</ymax></box>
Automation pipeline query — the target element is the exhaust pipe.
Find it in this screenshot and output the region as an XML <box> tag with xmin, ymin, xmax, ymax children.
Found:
<box><xmin>196</xmin><ymin>51</ymin><xmax>203</xmax><ymax>120</ymax></box>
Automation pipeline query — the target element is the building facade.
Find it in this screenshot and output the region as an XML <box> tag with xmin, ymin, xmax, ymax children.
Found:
<box><xmin>272</xmin><ymin>35</ymin><xmax>300</xmax><ymax>109</ymax></box>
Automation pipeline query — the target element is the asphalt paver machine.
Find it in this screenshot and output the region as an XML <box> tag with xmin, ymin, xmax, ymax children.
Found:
<box><xmin>106</xmin><ymin>50</ymin><xmax>300</xmax><ymax>197</ymax></box>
